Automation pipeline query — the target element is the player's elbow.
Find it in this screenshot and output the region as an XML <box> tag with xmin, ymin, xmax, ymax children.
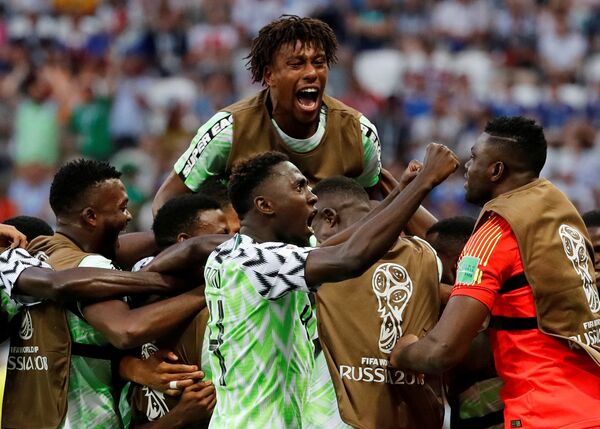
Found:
<box><xmin>426</xmin><ymin>341</ymin><xmax>463</xmax><ymax>374</ymax></box>
<box><xmin>107</xmin><ymin>323</ymin><xmax>147</xmax><ymax>350</ymax></box>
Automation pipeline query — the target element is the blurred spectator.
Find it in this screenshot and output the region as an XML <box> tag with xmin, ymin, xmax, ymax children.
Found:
<box><xmin>192</xmin><ymin>70</ymin><xmax>237</xmax><ymax>124</ymax></box>
<box><xmin>109</xmin><ymin>52</ymin><xmax>152</xmax><ymax>150</ymax></box>
<box><xmin>409</xmin><ymin>92</ymin><xmax>462</xmax><ymax>159</ymax></box>
<box><xmin>231</xmin><ymin>0</ymin><xmax>284</xmax><ymax>39</ymax></box>
<box><xmin>0</xmin><ymin>156</ymin><xmax>16</xmax><ymax>222</ymax></box>
<box><xmin>346</xmin><ymin>0</ymin><xmax>395</xmax><ymax>51</ymax></box>
<box><xmin>538</xmin><ymin>14</ymin><xmax>587</xmax><ymax>82</ymax></box>
<box><xmin>13</xmin><ymin>68</ymin><xmax>59</xmax><ymax>168</ymax></box>
<box><xmin>491</xmin><ymin>0</ymin><xmax>537</xmax><ymax>68</ymax></box>
<box><xmin>145</xmin><ymin>0</ymin><xmax>188</xmax><ymax>77</ymax></box>
<box><xmin>394</xmin><ymin>0</ymin><xmax>430</xmax><ymax>38</ymax></box>
<box><xmin>0</xmin><ymin>0</ymin><xmax>597</xmax><ymax>225</ymax></box>
<box><xmin>187</xmin><ymin>0</ymin><xmax>239</xmax><ymax>72</ymax></box>
<box><xmin>432</xmin><ymin>0</ymin><xmax>490</xmax><ymax>51</ymax></box>
<box><xmin>69</xmin><ymin>83</ymin><xmax>113</xmax><ymax>160</ymax></box>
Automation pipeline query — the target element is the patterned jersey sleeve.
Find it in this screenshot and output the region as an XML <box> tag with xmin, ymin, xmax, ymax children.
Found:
<box><xmin>0</xmin><ymin>247</ymin><xmax>51</xmax><ymax>314</ymax></box>
<box><xmin>355</xmin><ymin>115</ymin><xmax>382</xmax><ymax>188</ymax></box>
<box><xmin>173</xmin><ymin>111</ymin><xmax>234</xmax><ymax>192</ymax></box>
<box><xmin>238</xmin><ymin>241</ymin><xmax>315</xmax><ymax>300</ymax></box>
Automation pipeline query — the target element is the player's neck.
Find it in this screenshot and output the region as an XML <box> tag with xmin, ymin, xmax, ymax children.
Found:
<box><xmin>238</xmin><ymin>224</ymin><xmax>279</xmax><ymax>244</ymax></box>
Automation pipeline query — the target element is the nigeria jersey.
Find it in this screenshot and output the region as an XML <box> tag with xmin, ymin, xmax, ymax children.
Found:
<box><xmin>60</xmin><ymin>254</ymin><xmax>123</xmax><ymax>429</ymax></box>
<box><xmin>0</xmin><ymin>247</ymin><xmax>47</xmax><ymax>322</ymax></box>
<box><xmin>0</xmin><ymin>249</ymin><xmax>122</xmax><ymax>428</ymax></box>
<box><xmin>174</xmin><ymin>105</ymin><xmax>382</xmax><ymax>190</ymax></box>
<box><xmin>303</xmin><ymin>351</ymin><xmax>354</xmax><ymax>429</ymax></box>
<box><xmin>204</xmin><ymin>234</ymin><xmax>316</xmax><ymax>429</ymax></box>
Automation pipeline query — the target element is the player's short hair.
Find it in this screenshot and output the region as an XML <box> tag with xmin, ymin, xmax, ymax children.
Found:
<box><xmin>484</xmin><ymin>116</ymin><xmax>547</xmax><ymax>176</ymax></box>
<box><xmin>3</xmin><ymin>216</ymin><xmax>53</xmax><ymax>242</ymax></box>
<box><xmin>247</xmin><ymin>15</ymin><xmax>338</xmax><ymax>84</ymax></box>
<box><xmin>427</xmin><ymin>216</ymin><xmax>476</xmax><ymax>247</ymax></box>
<box><xmin>582</xmin><ymin>210</ymin><xmax>600</xmax><ymax>229</ymax></box>
<box><xmin>312</xmin><ymin>176</ymin><xmax>369</xmax><ymax>204</ymax></box>
<box><xmin>201</xmin><ymin>175</ymin><xmax>232</xmax><ymax>208</ymax></box>
<box><xmin>152</xmin><ymin>193</ymin><xmax>221</xmax><ymax>247</ymax></box>
<box><xmin>49</xmin><ymin>159</ymin><xmax>121</xmax><ymax>216</ymax></box>
<box><xmin>228</xmin><ymin>151</ymin><xmax>289</xmax><ymax>217</ymax></box>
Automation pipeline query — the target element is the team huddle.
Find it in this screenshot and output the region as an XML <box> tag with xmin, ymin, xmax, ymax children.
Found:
<box><xmin>1</xmin><ymin>15</ymin><xmax>600</xmax><ymax>429</ymax></box>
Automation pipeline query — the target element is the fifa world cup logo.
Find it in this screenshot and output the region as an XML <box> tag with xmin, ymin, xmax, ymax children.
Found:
<box><xmin>19</xmin><ymin>308</ymin><xmax>33</xmax><ymax>340</ymax></box>
<box><xmin>140</xmin><ymin>343</ymin><xmax>170</xmax><ymax>420</ymax></box>
<box><xmin>559</xmin><ymin>224</ymin><xmax>600</xmax><ymax>313</ymax></box>
<box><xmin>372</xmin><ymin>263</ymin><xmax>413</xmax><ymax>353</ymax></box>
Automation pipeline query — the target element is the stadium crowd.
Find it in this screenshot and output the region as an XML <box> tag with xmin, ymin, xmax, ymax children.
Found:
<box><xmin>1</xmin><ymin>0</ymin><xmax>600</xmax><ymax>228</ymax></box>
<box><xmin>0</xmin><ymin>3</ymin><xmax>600</xmax><ymax>429</ymax></box>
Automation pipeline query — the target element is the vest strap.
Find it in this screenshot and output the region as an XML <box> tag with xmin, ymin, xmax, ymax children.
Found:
<box><xmin>499</xmin><ymin>273</ymin><xmax>528</xmax><ymax>294</ymax></box>
<box><xmin>72</xmin><ymin>342</ymin><xmax>122</xmax><ymax>360</ymax></box>
<box><xmin>489</xmin><ymin>316</ymin><xmax>538</xmax><ymax>330</ymax></box>
<box><xmin>456</xmin><ymin>409</ymin><xmax>504</xmax><ymax>429</ymax></box>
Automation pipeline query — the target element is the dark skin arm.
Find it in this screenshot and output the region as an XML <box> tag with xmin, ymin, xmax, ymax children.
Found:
<box><xmin>305</xmin><ymin>143</ymin><xmax>459</xmax><ymax>287</ymax></box>
<box><xmin>395</xmin><ymin>162</ymin><xmax>438</xmax><ymax>239</ymax></box>
<box><xmin>319</xmin><ymin>163</ymin><xmax>437</xmax><ymax>248</ymax></box>
<box><xmin>153</xmin><ymin>171</ymin><xmax>191</xmax><ymax>216</ymax></box>
<box><xmin>439</xmin><ymin>283</ymin><xmax>453</xmax><ymax>306</ymax></box>
<box><xmin>15</xmin><ymin>267</ymin><xmax>189</xmax><ymax>303</ymax></box>
<box><xmin>390</xmin><ymin>295</ymin><xmax>490</xmax><ymax>374</ymax></box>
<box><xmin>142</xmin><ymin>234</ymin><xmax>229</xmax><ymax>282</ymax></box>
<box><xmin>82</xmin><ymin>287</ymin><xmax>205</xmax><ymax>350</ymax></box>
<box><xmin>131</xmin><ymin>381</ymin><xmax>216</xmax><ymax>429</ymax></box>
<box><xmin>116</xmin><ymin>232</ymin><xmax>159</xmax><ymax>270</ymax></box>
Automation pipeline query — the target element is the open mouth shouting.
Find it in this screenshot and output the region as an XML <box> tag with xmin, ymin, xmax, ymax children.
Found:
<box><xmin>296</xmin><ymin>87</ymin><xmax>321</xmax><ymax>113</ymax></box>
<box><xmin>307</xmin><ymin>209</ymin><xmax>317</xmax><ymax>235</ymax></box>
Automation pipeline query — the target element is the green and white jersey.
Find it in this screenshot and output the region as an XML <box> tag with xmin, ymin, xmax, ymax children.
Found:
<box><xmin>174</xmin><ymin>104</ymin><xmax>382</xmax><ymax>190</ymax></box>
<box><xmin>303</xmin><ymin>351</ymin><xmax>354</xmax><ymax>429</ymax></box>
<box><xmin>0</xmin><ymin>248</ymin><xmax>48</xmax><ymax>321</ymax></box>
<box><xmin>204</xmin><ymin>234</ymin><xmax>316</xmax><ymax>429</ymax></box>
<box><xmin>60</xmin><ymin>254</ymin><xmax>123</xmax><ymax>429</ymax></box>
<box><xmin>0</xmin><ymin>249</ymin><xmax>122</xmax><ymax>428</ymax></box>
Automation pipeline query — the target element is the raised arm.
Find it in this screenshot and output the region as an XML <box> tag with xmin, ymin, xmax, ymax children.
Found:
<box><xmin>153</xmin><ymin>171</ymin><xmax>192</xmax><ymax>215</ymax></box>
<box><xmin>319</xmin><ymin>163</ymin><xmax>437</xmax><ymax>247</ymax></box>
<box><xmin>392</xmin><ymin>162</ymin><xmax>438</xmax><ymax>239</ymax></box>
<box><xmin>305</xmin><ymin>143</ymin><xmax>458</xmax><ymax>287</ymax></box>
<box><xmin>83</xmin><ymin>287</ymin><xmax>205</xmax><ymax>350</ymax></box>
<box><xmin>15</xmin><ymin>267</ymin><xmax>189</xmax><ymax>303</ymax></box>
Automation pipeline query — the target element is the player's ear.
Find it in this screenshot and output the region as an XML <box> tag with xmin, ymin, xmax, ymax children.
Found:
<box><xmin>81</xmin><ymin>207</ymin><xmax>96</xmax><ymax>227</ymax></box>
<box><xmin>255</xmin><ymin>196</ymin><xmax>274</xmax><ymax>215</ymax></box>
<box><xmin>322</xmin><ymin>208</ymin><xmax>339</xmax><ymax>228</ymax></box>
<box><xmin>176</xmin><ymin>232</ymin><xmax>191</xmax><ymax>243</ymax></box>
<box><xmin>490</xmin><ymin>161</ymin><xmax>505</xmax><ymax>183</ymax></box>
<box><xmin>264</xmin><ymin>65</ymin><xmax>274</xmax><ymax>87</ymax></box>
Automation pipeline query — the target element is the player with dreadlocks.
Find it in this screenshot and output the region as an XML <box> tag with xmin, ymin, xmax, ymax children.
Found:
<box><xmin>153</xmin><ymin>15</ymin><xmax>384</xmax><ymax>214</ymax></box>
